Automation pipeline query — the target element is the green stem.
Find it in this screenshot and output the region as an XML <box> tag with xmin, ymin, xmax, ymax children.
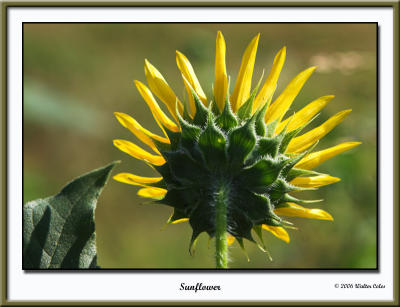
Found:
<box><xmin>215</xmin><ymin>181</ymin><xmax>229</xmax><ymax>269</ymax></box>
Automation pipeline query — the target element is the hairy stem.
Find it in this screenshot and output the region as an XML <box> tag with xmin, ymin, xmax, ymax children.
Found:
<box><xmin>215</xmin><ymin>181</ymin><xmax>229</xmax><ymax>269</ymax></box>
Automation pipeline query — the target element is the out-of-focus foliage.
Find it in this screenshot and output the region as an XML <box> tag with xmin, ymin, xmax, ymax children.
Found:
<box><xmin>23</xmin><ymin>24</ymin><xmax>377</xmax><ymax>268</ymax></box>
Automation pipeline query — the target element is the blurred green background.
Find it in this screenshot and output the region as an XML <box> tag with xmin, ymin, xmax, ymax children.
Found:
<box><xmin>23</xmin><ymin>23</ymin><xmax>377</xmax><ymax>269</ymax></box>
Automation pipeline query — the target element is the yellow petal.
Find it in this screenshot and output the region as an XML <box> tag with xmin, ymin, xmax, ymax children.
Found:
<box><xmin>171</xmin><ymin>218</ymin><xmax>189</xmax><ymax>224</ymax></box>
<box><xmin>114</xmin><ymin>112</ymin><xmax>160</xmax><ymax>154</ymax></box>
<box><xmin>134</xmin><ymin>80</ymin><xmax>180</xmax><ymax>133</ymax></box>
<box><xmin>144</xmin><ymin>59</ymin><xmax>183</xmax><ymax>120</ymax></box>
<box><xmin>276</xmin><ymin>95</ymin><xmax>335</xmax><ymax>134</ymax></box>
<box><xmin>227</xmin><ymin>234</ymin><xmax>236</xmax><ymax>246</ymax></box>
<box><xmin>180</xmin><ymin>73</ymin><xmax>196</xmax><ymax>116</ymax></box>
<box><xmin>176</xmin><ymin>50</ymin><xmax>207</xmax><ymax>108</ymax></box>
<box><xmin>114</xmin><ymin>112</ymin><xmax>169</xmax><ymax>144</ymax></box>
<box><xmin>113</xmin><ymin>139</ymin><xmax>165</xmax><ymax>166</ymax></box>
<box><xmin>295</xmin><ymin>141</ymin><xmax>362</xmax><ymax>170</ymax></box>
<box><xmin>274</xmin><ymin>203</ymin><xmax>333</xmax><ymax>221</ymax></box>
<box><xmin>214</xmin><ymin>31</ymin><xmax>228</xmax><ymax>111</ymax></box>
<box><xmin>231</xmin><ymin>33</ymin><xmax>260</xmax><ymax>112</ymax></box>
<box><xmin>253</xmin><ymin>46</ymin><xmax>286</xmax><ymax>111</ymax></box>
<box><xmin>287</xmin><ymin>109</ymin><xmax>352</xmax><ymax>153</ymax></box>
<box><xmin>265</xmin><ymin>66</ymin><xmax>316</xmax><ymax>124</ymax></box>
<box><xmin>113</xmin><ymin>172</ymin><xmax>162</xmax><ymax>187</ymax></box>
<box><xmin>137</xmin><ymin>187</ymin><xmax>167</xmax><ymax>199</ymax></box>
<box><xmin>290</xmin><ymin>175</ymin><xmax>340</xmax><ymax>188</ymax></box>
<box><xmin>262</xmin><ymin>225</ymin><xmax>290</xmax><ymax>243</ymax></box>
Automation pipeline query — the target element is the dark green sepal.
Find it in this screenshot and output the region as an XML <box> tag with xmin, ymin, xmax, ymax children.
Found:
<box><xmin>152</xmin><ymin>139</ymin><xmax>171</xmax><ymax>153</ymax></box>
<box><xmin>264</xmin><ymin>217</ymin><xmax>283</xmax><ymax>227</ymax></box>
<box><xmin>231</xmin><ymin>191</ymin><xmax>272</xmax><ymax>224</ymax></box>
<box><xmin>227</xmin><ymin>115</ymin><xmax>257</xmax><ymax>169</ymax></box>
<box><xmin>198</xmin><ymin>112</ymin><xmax>227</xmax><ymax>170</ymax></box>
<box><xmin>210</xmin><ymin>100</ymin><xmax>221</xmax><ymax>117</ymax></box>
<box><xmin>252</xmin><ymin>224</ymin><xmax>267</xmax><ymax>251</ymax></box>
<box><xmin>215</xmin><ymin>97</ymin><xmax>239</xmax><ymax>132</ymax></box>
<box><xmin>278</xmin><ymin>121</ymin><xmax>310</xmax><ymax>154</ymax></box>
<box><xmin>189</xmin><ymin>199</ymin><xmax>216</xmax><ymax>239</ymax></box>
<box><xmin>163</xmin><ymin>129</ymin><xmax>181</xmax><ymax>152</ymax></box>
<box><xmin>239</xmin><ymin>158</ymin><xmax>286</xmax><ymax>191</ymax></box>
<box><xmin>280</xmin><ymin>141</ymin><xmax>319</xmax><ymax>177</ymax></box>
<box><xmin>157</xmin><ymin>188</ymin><xmax>187</xmax><ymax>210</ymax></box>
<box><xmin>182</xmin><ymin>100</ymin><xmax>193</xmax><ymax>122</ymax></box>
<box><xmin>227</xmin><ymin>206</ymin><xmax>255</xmax><ymax>242</ymax></box>
<box><xmin>191</xmin><ymin>90</ymin><xmax>209</xmax><ymax>127</ymax></box>
<box><xmin>251</xmin><ymin>137</ymin><xmax>282</xmax><ymax>164</ymax></box>
<box><xmin>254</xmin><ymin>100</ymin><xmax>269</xmax><ymax>136</ymax></box>
<box><xmin>177</xmin><ymin>111</ymin><xmax>201</xmax><ymax>151</ymax></box>
<box><xmin>153</xmin><ymin>163</ymin><xmax>180</xmax><ymax>189</ymax></box>
<box><xmin>267</xmin><ymin>178</ymin><xmax>304</xmax><ymax>201</ymax></box>
<box><xmin>163</xmin><ymin>151</ymin><xmax>208</xmax><ymax>185</ymax></box>
<box><xmin>235</xmin><ymin>237</ymin><xmax>250</xmax><ymax>261</ymax></box>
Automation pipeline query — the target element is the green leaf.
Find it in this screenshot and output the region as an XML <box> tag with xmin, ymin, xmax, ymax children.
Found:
<box><xmin>23</xmin><ymin>162</ymin><xmax>118</xmax><ymax>269</ymax></box>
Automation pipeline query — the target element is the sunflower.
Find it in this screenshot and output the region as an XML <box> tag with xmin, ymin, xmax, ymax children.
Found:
<box><xmin>113</xmin><ymin>31</ymin><xmax>360</xmax><ymax>268</ymax></box>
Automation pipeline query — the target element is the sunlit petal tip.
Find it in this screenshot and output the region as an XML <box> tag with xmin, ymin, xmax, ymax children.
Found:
<box><xmin>231</xmin><ymin>33</ymin><xmax>260</xmax><ymax>111</ymax></box>
<box><xmin>266</xmin><ymin>65</ymin><xmax>318</xmax><ymax>124</ymax></box>
<box><xmin>290</xmin><ymin>175</ymin><xmax>341</xmax><ymax>188</ymax></box>
<box><xmin>275</xmin><ymin>203</ymin><xmax>334</xmax><ymax>221</ymax></box>
<box><xmin>137</xmin><ymin>187</ymin><xmax>167</xmax><ymax>199</ymax></box>
<box><xmin>176</xmin><ymin>50</ymin><xmax>207</xmax><ymax>106</ymax></box>
<box><xmin>144</xmin><ymin>58</ymin><xmax>152</xmax><ymax>69</ymax></box>
<box><xmin>113</xmin><ymin>112</ymin><xmax>127</xmax><ymax>126</ymax></box>
<box><xmin>175</xmin><ymin>50</ymin><xmax>184</xmax><ymax>57</ymax></box>
<box><xmin>262</xmin><ymin>225</ymin><xmax>290</xmax><ymax>243</ymax></box>
<box><xmin>113</xmin><ymin>139</ymin><xmax>165</xmax><ymax>166</ymax></box>
<box><xmin>277</xmin><ymin>45</ymin><xmax>287</xmax><ymax>58</ymax></box>
<box><xmin>276</xmin><ymin>94</ymin><xmax>337</xmax><ymax>134</ymax></box>
<box><xmin>287</xmin><ymin>109</ymin><xmax>353</xmax><ymax>153</ymax></box>
<box><xmin>171</xmin><ymin>218</ymin><xmax>189</xmax><ymax>224</ymax></box>
<box><xmin>227</xmin><ymin>234</ymin><xmax>236</xmax><ymax>246</ymax></box>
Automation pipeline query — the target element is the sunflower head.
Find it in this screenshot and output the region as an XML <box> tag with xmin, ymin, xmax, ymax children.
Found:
<box><xmin>113</xmin><ymin>31</ymin><xmax>361</xmax><ymax>261</ymax></box>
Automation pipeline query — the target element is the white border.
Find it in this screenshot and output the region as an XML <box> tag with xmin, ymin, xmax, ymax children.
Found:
<box><xmin>8</xmin><ymin>7</ymin><xmax>394</xmax><ymax>302</ymax></box>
